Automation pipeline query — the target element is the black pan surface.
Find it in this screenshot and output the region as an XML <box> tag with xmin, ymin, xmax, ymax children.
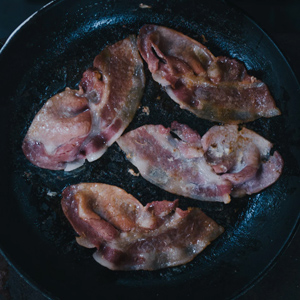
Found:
<box><xmin>0</xmin><ymin>0</ymin><xmax>299</xmax><ymax>299</ymax></box>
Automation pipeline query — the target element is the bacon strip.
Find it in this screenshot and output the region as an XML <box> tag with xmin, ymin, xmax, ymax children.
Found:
<box><xmin>117</xmin><ymin>122</ymin><xmax>232</xmax><ymax>203</ymax></box>
<box><xmin>117</xmin><ymin>122</ymin><xmax>283</xmax><ymax>202</ymax></box>
<box><xmin>202</xmin><ymin>125</ymin><xmax>284</xmax><ymax>197</ymax></box>
<box><xmin>61</xmin><ymin>183</ymin><xmax>224</xmax><ymax>270</ymax></box>
<box><xmin>23</xmin><ymin>36</ymin><xmax>145</xmax><ymax>171</ymax></box>
<box><xmin>138</xmin><ymin>25</ymin><xmax>280</xmax><ymax>124</ymax></box>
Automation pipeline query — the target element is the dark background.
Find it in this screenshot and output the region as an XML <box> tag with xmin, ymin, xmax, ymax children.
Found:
<box><xmin>0</xmin><ymin>0</ymin><xmax>299</xmax><ymax>299</ymax></box>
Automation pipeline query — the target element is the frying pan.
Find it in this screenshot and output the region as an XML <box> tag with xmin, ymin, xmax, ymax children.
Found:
<box><xmin>0</xmin><ymin>0</ymin><xmax>299</xmax><ymax>299</ymax></box>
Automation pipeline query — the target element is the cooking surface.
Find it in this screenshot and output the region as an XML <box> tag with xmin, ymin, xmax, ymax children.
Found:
<box><xmin>0</xmin><ymin>0</ymin><xmax>299</xmax><ymax>299</ymax></box>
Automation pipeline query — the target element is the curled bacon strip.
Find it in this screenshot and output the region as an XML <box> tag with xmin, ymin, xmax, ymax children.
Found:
<box><xmin>23</xmin><ymin>35</ymin><xmax>145</xmax><ymax>171</ymax></box>
<box><xmin>202</xmin><ymin>124</ymin><xmax>284</xmax><ymax>197</ymax></box>
<box><xmin>117</xmin><ymin>122</ymin><xmax>283</xmax><ymax>202</ymax></box>
<box><xmin>138</xmin><ymin>24</ymin><xmax>280</xmax><ymax>124</ymax></box>
<box><xmin>117</xmin><ymin>122</ymin><xmax>232</xmax><ymax>203</ymax></box>
<box><xmin>61</xmin><ymin>183</ymin><xmax>224</xmax><ymax>270</ymax></box>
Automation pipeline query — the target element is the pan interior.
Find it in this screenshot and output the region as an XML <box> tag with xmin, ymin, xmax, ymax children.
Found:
<box><xmin>0</xmin><ymin>0</ymin><xmax>299</xmax><ymax>299</ymax></box>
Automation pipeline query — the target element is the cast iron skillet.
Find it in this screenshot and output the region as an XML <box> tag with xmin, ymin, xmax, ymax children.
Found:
<box><xmin>0</xmin><ymin>0</ymin><xmax>299</xmax><ymax>299</ymax></box>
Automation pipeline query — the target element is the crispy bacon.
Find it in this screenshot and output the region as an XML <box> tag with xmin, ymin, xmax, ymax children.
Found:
<box><xmin>138</xmin><ymin>25</ymin><xmax>280</xmax><ymax>124</ymax></box>
<box><xmin>117</xmin><ymin>122</ymin><xmax>232</xmax><ymax>203</ymax></box>
<box><xmin>61</xmin><ymin>183</ymin><xmax>224</xmax><ymax>270</ymax></box>
<box><xmin>22</xmin><ymin>36</ymin><xmax>145</xmax><ymax>171</ymax></box>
